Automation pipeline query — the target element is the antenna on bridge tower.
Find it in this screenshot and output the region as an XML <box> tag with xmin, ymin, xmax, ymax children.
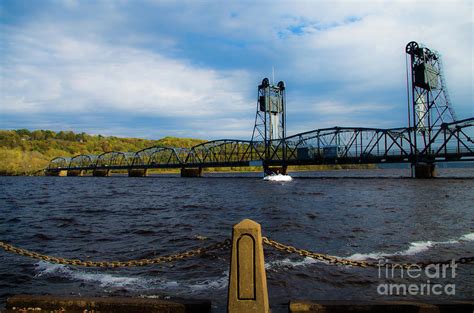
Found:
<box><xmin>251</xmin><ymin>78</ymin><xmax>287</xmax><ymax>164</ymax></box>
<box><xmin>405</xmin><ymin>41</ymin><xmax>457</xmax><ymax>153</ymax></box>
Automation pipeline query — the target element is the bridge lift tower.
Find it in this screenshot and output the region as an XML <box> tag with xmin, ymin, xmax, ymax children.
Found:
<box><xmin>251</xmin><ymin>78</ymin><xmax>287</xmax><ymax>174</ymax></box>
<box><xmin>405</xmin><ymin>41</ymin><xmax>457</xmax><ymax>176</ymax></box>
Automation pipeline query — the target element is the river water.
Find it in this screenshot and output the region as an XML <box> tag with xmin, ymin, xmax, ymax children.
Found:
<box><xmin>0</xmin><ymin>168</ymin><xmax>473</xmax><ymax>312</ymax></box>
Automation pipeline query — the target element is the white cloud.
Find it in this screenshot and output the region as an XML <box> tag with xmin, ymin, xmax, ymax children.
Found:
<box><xmin>1</xmin><ymin>0</ymin><xmax>472</xmax><ymax>138</ymax></box>
<box><xmin>0</xmin><ymin>24</ymin><xmax>254</xmax><ymax>120</ymax></box>
<box><xmin>185</xmin><ymin>117</ymin><xmax>256</xmax><ymax>139</ymax></box>
<box><xmin>168</xmin><ymin>1</ymin><xmax>472</xmax><ymax>112</ymax></box>
<box><xmin>276</xmin><ymin>1</ymin><xmax>472</xmax><ymax>94</ymax></box>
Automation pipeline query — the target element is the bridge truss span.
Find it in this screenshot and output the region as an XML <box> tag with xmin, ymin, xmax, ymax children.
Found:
<box><xmin>69</xmin><ymin>154</ymin><xmax>97</xmax><ymax>170</ymax></box>
<box><xmin>96</xmin><ymin>151</ymin><xmax>134</xmax><ymax>168</ymax></box>
<box><xmin>421</xmin><ymin>117</ymin><xmax>474</xmax><ymax>161</ymax></box>
<box><xmin>131</xmin><ymin>146</ymin><xmax>188</xmax><ymax>168</ymax></box>
<box><xmin>282</xmin><ymin>127</ymin><xmax>415</xmax><ymax>165</ymax></box>
<box><xmin>185</xmin><ymin>140</ymin><xmax>266</xmax><ymax>167</ymax></box>
<box><xmin>44</xmin><ymin>42</ymin><xmax>474</xmax><ymax>177</ymax></box>
<box><xmin>47</xmin><ymin>157</ymin><xmax>71</xmax><ymax>169</ymax></box>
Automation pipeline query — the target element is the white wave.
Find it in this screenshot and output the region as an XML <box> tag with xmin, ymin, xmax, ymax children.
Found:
<box><xmin>35</xmin><ymin>261</ymin><xmax>151</xmax><ymax>289</ymax></box>
<box><xmin>348</xmin><ymin>252</ymin><xmax>388</xmax><ymax>261</ymax></box>
<box><xmin>34</xmin><ymin>261</ymin><xmax>228</xmax><ymax>292</ymax></box>
<box><xmin>265</xmin><ymin>232</ymin><xmax>473</xmax><ymax>270</ymax></box>
<box><xmin>185</xmin><ymin>271</ymin><xmax>229</xmax><ymax>292</ymax></box>
<box><xmin>348</xmin><ymin>241</ymin><xmax>435</xmax><ymax>261</ymax></box>
<box><xmin>460</xmin><ymin>232</ymin><xmax>474</xmax><ymax>241</ymax></box>
<box><xmin>265</xmin><ymin>257</ymin><xmax>319</xmax><ymax>270</ymax></box>
<box><xmin>347</xmin><ymin>232</ymin><xmax>472</xmax><ymax>261</ymax></box>
<box><xmin>263</xmin><ymin>174</ymin><xmax>293</xmax><ymax>182</ymax></box>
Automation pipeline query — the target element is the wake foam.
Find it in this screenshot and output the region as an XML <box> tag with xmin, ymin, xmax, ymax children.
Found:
<box><xmin>347</xmin><ymin>232</ymin><xmax>473</xmax><ymax>261</ymax></box>
<box><xmin>265</xmin><ymin>257</ymin><xmax>319</xmax><ymax>270</ymax></box>
<box><xmin>34</xmin><ymin>261</ymin><xmax>228</xmax><ymax>292</ymax></box>
<box><xmin>460</xmin><ymin>232</ymin><xmax>474</xmax><ymax>241</ymax></box>
<box><xmin>34</xmin><ymin>232</ymin><xmax>474</xmax><ymax>287</ymax></box>
<box><xmin>263</xmin><ymin>174</ymin><xmax>293</xmax><ymax>182</ymax></box>
<box><xmin>265</xmin><ymin>232</ymin><xmax>474</xmax><ymax>269</ymax></box>
<box><xmin>184</xmin><ymin>272</ymin><xmax>228</xmax><ymax>291</ymax></box>
<box><xmin>35</xmin><ymin>261</ymin><xmax>151</xmax><ymax>289</ymax></box>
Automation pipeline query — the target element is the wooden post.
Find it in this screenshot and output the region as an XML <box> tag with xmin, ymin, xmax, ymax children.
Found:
<box><xmin>227</xmin><ymin>219</ymin><xmax>269</xmax><ymax>313</ymax></box>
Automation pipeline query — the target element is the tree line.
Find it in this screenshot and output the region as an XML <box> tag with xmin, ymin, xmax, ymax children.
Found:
<box><xmin>0</xmin><ymin>129</ymin><xmax>205</xmax><ymax>175</ymax></box>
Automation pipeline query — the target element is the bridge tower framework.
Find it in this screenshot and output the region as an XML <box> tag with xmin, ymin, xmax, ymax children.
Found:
<box><xmin>251</xmin><ymin>78</ymin><xmax>287</xmax><ymax>171</ymax></box>
<box><xmin>405</xmin><ymin>41</ymin><xmax>457</xmax><ymax>155</ymax></box>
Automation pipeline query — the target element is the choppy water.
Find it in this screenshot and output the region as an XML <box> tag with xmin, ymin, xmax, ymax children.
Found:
<box><xmin>0</xmin><ymin>168</ymin><xmax>473</xmax><ymax>312</ymax></box>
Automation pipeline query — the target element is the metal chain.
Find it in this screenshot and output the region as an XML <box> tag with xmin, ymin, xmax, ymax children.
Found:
<box><xmin>0</xmin><ymin>239</ymin><xmax>231</xmax><ymax>268</ymax></box>
<box><xmin>2</xmin><ymin>237</ymin><xmax>472</xmax><ymax>270</ymax></box>
<box><xmin>262</xmin><ymin>237</ymin><xmax>474</xmax><ymax>269</ymax></box>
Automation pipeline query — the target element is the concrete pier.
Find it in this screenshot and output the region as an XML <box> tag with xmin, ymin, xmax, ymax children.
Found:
<box><xmin>413</xmin><ymin>162</ymin><xmax>436</xmax><ymax>178</ymax></box>
<box><xmin>44</xmin><ymin>169</ymin><xmax>68</xmax><ymax>176</ymax></box>
<box><xmin>181</xmin><ymin>168</ymin><xmax>202</xmax><ymax>177</ymax></box>
<box><xmin>128</xmin><ymin>169</ymin><xmax>148</xmax><ymax>177</ymax></box>
<box><xmin>264</xmin><ymin>165</ymin><xmax>287</xmax><ymax>175</ymax></box>
<box><xmin>66</xmin><ymin>170</ymin><xmax>85</xmax><ymax>176</ymax></box>
<box><xmin>93</xmin><ymin>169</ymin><xmax>110</xmax><ymax>177</ymax></box>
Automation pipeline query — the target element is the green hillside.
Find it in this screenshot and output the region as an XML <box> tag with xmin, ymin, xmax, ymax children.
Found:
<box><xmin>0</xmin><ymin>129</ymin><xmax>206</xmax><ymax>175</ymax></box>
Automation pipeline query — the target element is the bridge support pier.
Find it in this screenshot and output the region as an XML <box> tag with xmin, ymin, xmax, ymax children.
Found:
<box><xmin>128</xmin><ymin>169</ymin><xmax>148</xmax><ymax>177</ymax></box>
<box><xmin>45</xmin><ymin>169</ymin><xmax>68</xmax><ymax>176</ymax></box>
<box><xmin>67</xmin><ymin>170</ymin><xmax>85</xmax><ymax>177</ymax></box>
<box><xmin>181</xmin><ymin>168</ymin><xmax>202</xmax><ymax>177</ymax></box>
<box><xmin>228</xmin><ymin>219</ymin><xmax>269</xmax><ymax>313</ymax></box>
<box><xmin>412</xmin><ymin>163</ymin><xmax>436</xmax><ymax>179</ymax></box>
<box><xmin>93</xmin><ymin>169</ymin><xmax>110</xmax><ymax>177</ymax></box>
<box><xmin>264</xmin><ymin>165</ymin><xmax>287</xmax><ymax>175</ymax></box>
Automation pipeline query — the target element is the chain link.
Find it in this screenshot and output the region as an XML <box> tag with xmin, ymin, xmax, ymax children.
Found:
<box><xmin>0</xmin><ymin>239</ymin><xmax>231</xmax><ymax>268</ymax></box>
<box><xmin>262</xmin><ymin>237</ymin><xmax>474</xmax><ymax>269</ymax></box>
<box><xmin>2</xmin><ymin>237</ymin><xmax>472</xmax><ymax>270</ymax></box>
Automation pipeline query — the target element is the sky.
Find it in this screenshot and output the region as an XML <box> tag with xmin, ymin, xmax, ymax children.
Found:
<box><xmin>0</xmin><ymin>0</ymin><xmax>472</xmax><ymax>140</ymax></box>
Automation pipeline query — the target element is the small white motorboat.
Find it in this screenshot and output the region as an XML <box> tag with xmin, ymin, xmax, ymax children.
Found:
<box><xmin>263</xmin><ymin>173</ymin><xmax>293</xmax><ymax>182</ymax></box>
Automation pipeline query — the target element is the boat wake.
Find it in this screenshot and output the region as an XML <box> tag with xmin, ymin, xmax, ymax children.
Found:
<box><xmin>263</xmin><ymin>173</ymin><xmax>293</xmax><ymax>182</ymax></box>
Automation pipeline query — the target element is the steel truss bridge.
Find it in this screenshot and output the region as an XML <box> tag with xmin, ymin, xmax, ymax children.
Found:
<box><xmin>46</xmin><ymin>42</ymin><xmax>474</xmax><ymax>177</ymax></box>
<box><xmin>47</xmin><ymin>118</ymin><xmax>473</xmax><ymax>174</ymax></box>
